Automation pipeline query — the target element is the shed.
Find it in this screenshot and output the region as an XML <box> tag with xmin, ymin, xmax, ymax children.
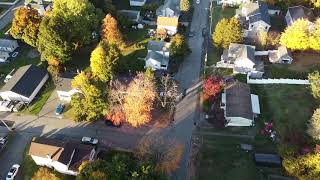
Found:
<box><xmin>254</xmin><ymin>153</ymin><xmax>282</xmax><ymax>167</ymax></box>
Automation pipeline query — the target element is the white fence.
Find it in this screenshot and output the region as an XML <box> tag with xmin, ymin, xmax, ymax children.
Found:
<box><xmin>247</xmin><ymin>75</ymin><xmax>310</xmax><ymax>85</ymax></box>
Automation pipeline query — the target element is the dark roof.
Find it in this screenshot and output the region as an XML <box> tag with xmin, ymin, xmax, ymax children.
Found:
<box><xmin>1</xmin><ymin>65</ymin><xmax>48</xmax><ymax>98</ymax></box>
<box><xmin>225</xmin><ymin>82</ymin><xmax>253</xmax><ymax>119</ymax></box>
<box><xmin>288</xmin><ymin>6</ymin><xmax>315</xmax><ymax>22</ymax></box>
<box><xmin>254</xmin><ymin>153</ymin><xmax>282</xmax><ymax>167</ymax></box>
<box><xmin>55</xmin><ymin>72</ymin><xmax>76</xmax><ymax>92</ymax></box>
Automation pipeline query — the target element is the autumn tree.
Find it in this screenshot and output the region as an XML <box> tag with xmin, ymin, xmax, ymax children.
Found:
<box><xmin>90</xmin><ymin>41</ymin><xmax>120</xmax><ymax>82</ymax></box>
<box><xmin>156</xmin><ymin>28</ymin><xmax>168</xmax><ymax>40</ymax></box>
<box><xmin>308</xmin><ymin>108</ymin><xmax>320</xmax><ymax>140</ymax></box>
<box><xmin>308</xmin><ymin>71</ymin><xmax>320</xmax><ymax>100</ymax></box>
<box><xmin>310</xmin><ymin>19</ymin><xmax>320</xmax><ymax>51</ymax></box>
<box><xmin>280</xmin><ymin>19</ymin><xmax>311</xmax><ymax>50</ymax></box>
<box><xmin>10</xmin><ymin>7</ymin><xmax>42</xmax><ymax>47</ymax></box>
<box><xmin>311</xmin><ymin>0</ymin><xmax>320</xmax><ymax>8</ymax></box>
<box><xmin>213</xmin><ymin>17</ymin><xmax>243</xmax><ymax>49</ymax></box>
<box><xmin>203</xmin><ymin>76</ymin><xmax>224</xmax><ymax>99</ymax></box>
<box><xmin>157</xmin><ymin>74</ymin><xmax>179</xmax><ymax>109</ymax></box>
<box><xmin>124</xmin><ymin>72</ymin><xmax>156</xmax><ymax>127</ymax></box>
<box><xmin>101</xmin><ymin>14</ymin><xmax>124</xmax><ymax>48</ymax></box>
<box><xmin>32</xmin><ymin>167</ymin><xmax>59</xmax><ymax>180</ymax></box>
<box><xmin>170</xmin><ymin>33</ymin><xmax>190</xmax><ymax>59</ymax></box>
<box><xmin>137</xmin><ymin>136</ymin><xmax>184</xmax><ymax>175</ymax></box>
<box><xmin>71</xmin><ymin>72</ymin><xmax>107</xmax><ymax>121</ymax></box>
<box><xmin>257</xmin><ymin>31</ymin><xmax>267</xmax><ymax>49</ymax></box>
<box><xmin>180</xmin><ymin>0</ymin><xmax>190</xmax><ymax>12</ymax></box>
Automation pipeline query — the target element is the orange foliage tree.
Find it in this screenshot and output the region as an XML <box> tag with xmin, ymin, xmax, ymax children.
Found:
<box><xmin>101</xmin><ymin>14</ymin><xmax>124</xmax><ymax>48</ymax></box>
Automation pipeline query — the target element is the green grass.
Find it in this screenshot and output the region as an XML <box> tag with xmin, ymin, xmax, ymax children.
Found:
<box><xmin>207</xmin><ymin>5</ymin><xmax>235</xmax><ymax>66</ymax></box>
<box><xmin>0</xmin><ymin>0</ymin><xmax>16</xmax><ymax>2</ymax></box>
<box><xmin>251</xmin><ymin>85</ymin><xmax>317</xmax><ymax>140</ymax></box>
<box><xmin>23</xmin><ymin>81</ymin><xmax>55</xmax><ymax>115</ymax></box>
<box><xmin>0</xmin><ymin>23</ymin><xmax>11</xmax><ymax>38</ymax></box>
<box><xmin>265</xmin><ymin>64</ymin><xmax>308</xmax><ymax>79</ymax></box>
<box><xmin>197</xmin><ymin>136</ymin><xmax>261</xmax><ymax>180</ymax></box>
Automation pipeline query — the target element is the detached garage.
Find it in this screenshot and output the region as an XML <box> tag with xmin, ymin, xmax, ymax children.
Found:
<box><xmin>0</xmin><ymin>65</ymin><xmax>49</xmax><ymax>103</ymax></box>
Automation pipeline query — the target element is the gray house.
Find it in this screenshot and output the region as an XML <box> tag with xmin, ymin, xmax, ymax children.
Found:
<box><xmin>268</xmin><ymin>46</ymin><xmax>293</xmax><ymax>64</ymax></box>
<box><xmin>236</xmin><ymin>1</ymin><xmax>271</xmax><ymax>38</ymax></box>
<box><xmin>156</xmin><ymin>0</ymin><xmax>180</xmax><ymax>17</ymax></box>
<box><xmin>285</xmin><ymin>6</ymin><xmax>315</xmax><ymax>26</ymax></box>
<box><xmin>217</xmin><ymin>43</ymin><xmax>264</xmax><ymax>78</ymax></box>
<box><xmin>145</xmin><ymin>41</ymin><xmax>170</xmax><ymax>70</ymax></box>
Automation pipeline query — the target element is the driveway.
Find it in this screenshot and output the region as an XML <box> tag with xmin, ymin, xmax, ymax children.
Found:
<box><xmin>38</xmin><ymin>90</ymin><xmax>65</xmax><ymax>119</ymax></box>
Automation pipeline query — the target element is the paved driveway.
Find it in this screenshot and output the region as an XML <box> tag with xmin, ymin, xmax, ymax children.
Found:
<box><xmin>38</xmin><ymin>90</ymin><xmax>65</xmax><ymax>119</ymax></box>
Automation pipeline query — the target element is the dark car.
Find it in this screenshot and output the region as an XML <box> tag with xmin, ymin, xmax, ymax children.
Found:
<box><xmin>55</xmin><ymin>104</ymin><xmax>65</xmax><ymax>115</ymax></box>
<box><xmin>104</xmin><ymin>119</ymin><xmax>122</xmax><ymax>128</ymax></box>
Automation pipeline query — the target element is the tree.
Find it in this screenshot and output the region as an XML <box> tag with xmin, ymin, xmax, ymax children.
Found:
<box><xmin>213</xmin><ymin>17</ymin><xmax>243</xmax><ymax>49</ymax></box>
<box><xmin>38</xmin><ymin>0</ymin><xmax>103</xmax><ymax>65</ymax></box>
<box><xmin>10</xmin><ymin>7</ymin><xmax>42</xmax><ymax>47</ymax></box>
<box><xmin>170</xmin><ymin>33</ymin><xmax>190</xmax><ymax>58</ymax></box>
<box><xmin>101</xmin><ymin>14</ymin><xmax>124</xmax><ymax>48</ymax></box>
<box><xmin>308</xmin><ymin>108</ymin><xmax>320</xmax><ymax>140</ymax></box>
<box><xmin>280</xmin><ymin>19</ymin><xmax>311</xmax><ymax>50</ymax></box>
<box><xmin>283</xmin><ymin>153</ymin><xmax>320</xmax><ymax>180</ymax></box>
<box><xmin>180</xmin><ymin>0</ymin><xmax>190</xmax><ymax>12</ymax></box>
<box><xmin>124</xmin><ymin>72</ymin><xmax>156</xmax><ymax>127</ymax></box>
<box><xmin>157</xmin><ymin>74</ymin><xmax>179</xmax><ymax>109</ymax></box>
<box><xmin>89</xmin><ymin>0</ymin><xmax>115</xmax><ymax>14</ymax></box>
<box><xmin>203</xmin><ymin>76</ymin><xmax>224</xmax><ymax>99</ymax></box>
<box><xmin>32</xmin><ymin>167</ymin><xmax>59</xmax><ymax>180</ymax></box>
<box><xmin>137</xmin><ymin>136</ymin><xmax>184</xmax><ymax>175</ymax></box>
<box><xmin>308</xmin><ymin>71</ymin><xmax>320</xmax><ymax>100</ymax></box>
<box><xmin>257</xmin><ymin>31</ymin><xmax>267</xmax><ymax>49</ymax></box>
<box><xmin>310</xmin><ymin>19</ymin><xmax>320</xmax><ymax>51</ymax></box>
<box><xmin>311</xmin><ymin>0</ymin><xmax>320</xmax><ymax>8</ymax></box>
<box><xmin>90</xmin><ymin>42</ymin><xmax>120</xmax><ymax>82</ymax></box>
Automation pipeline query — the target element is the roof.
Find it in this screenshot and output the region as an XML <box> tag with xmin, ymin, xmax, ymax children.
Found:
<box><xmin>156</xmin><ymin>0</ymin><xmax>180</xmax><ymax>17</ymax></box>
<box><xmin>0</xmin><ymin>51</ymin><xmax>10</xmax><ymax>58</ymax></box>
<box><xmin>225</xmin><ymin>81</ymin><xmax>253</xmax><ymax>120</ymax></box>
<box><xmin>157</xmin><ymin>16</ymin><xmax>178</xmax><ymax>27</ymax></box>
<box><xmin>146</xmin><ymin>51</ymin><xmax>169</xmax><ymax>65</ymax></box>
<box><xmin>229</xmin><ymin>43</ymin><xmax>256</xmax><ymax>62</ymax></box>
<box><xmin>278</xmin><ymin>46</ymin><xmax>292</xmax><ymax>59</ymax></box>
<box><xmin>237</xmin><ymin>1</ymin><xmax>270</xmax><ymax>25</ymax></box>
<box><xmin>147</xmin><ymin>41</ymin><xmax>170</xmax><ymax>52</ymax></box>
<box><xmin>1</xmin><ymin>65</ymin><xmax>48</xmax><ymax>98</ymax></box>
<box><xmin>251</xmin><ymin>94</ymin><xmax>260</xmax><ymax>114</ymax></box>
<box><xmin>29</xmin><ymin>138</ymin><xmax>94</xmax><ymax>171</ymax></box>
<box><xmin>120</xmin><ymin>10</ymin><xmax>140</xmax><ymax>20</ymax></box>
<box><xmin>287</xmin><ymin>6</ymin><xmax>315</xmax><ymax>22</ymax></box>
<box><xmin>0</xmin><ymin>39</ymin><xmax>17</xmax><ymax>48</ymax></box>
<box><xmin>55</xmin><ymin>72</ymin><xmax>76</xmax><ymax>92</ymax></box>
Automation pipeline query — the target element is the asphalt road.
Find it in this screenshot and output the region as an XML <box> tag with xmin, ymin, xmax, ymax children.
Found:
<box><xmin>0</xmin><ymin>0</ymin><xmax>24</xmax><ymax>30</ymax></box>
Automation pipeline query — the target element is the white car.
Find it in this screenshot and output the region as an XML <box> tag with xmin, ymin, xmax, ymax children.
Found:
<box><xmin>196</xmin><ymin>0</ymin><xmax>200</xmax><ymax>4</ymax></box>
<box><xmin>6</xmin><ymin>164</ymin><xmax>20</xmax><ymax>180</ymax></box>
<box><xmin>81</xmin><ymin>137</ymin><xmax>98</xmax><ymax>145</ymax></box>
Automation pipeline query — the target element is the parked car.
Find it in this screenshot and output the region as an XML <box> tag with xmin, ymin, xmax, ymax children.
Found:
<box><xmin>6</xmin><ymin>164</ymin><xmax>20</xmax><ymax>180</ymax></box>
<box><xmin>196</xmin><ymin>0</ymin><xmax>200</xmax><ymax>4</ymax></box>
<box><xmin>81</xmin><ymin>137</ymin><xmax>98</xmax><ymax>145</ymax></box>
<box><xmin>0</xmin><ymin>136</ymin><xmax>8</xmax><ymax>145</ymax></box>
<box><xmin>104</xmin><ymin>119</ymin><xmax>122</xmax><ymax>128</ymax></box>
<box><xmin>55</xmin><ymin>103</ymin><xmax>65</xmax><ymax>115</ymax></box>
<box><xmin>188</xmin><ymin>30</ymin><xmax>195</xmax><ymax>37</ymax></box>
<box><xmin>13</xmin><ymin>102</ymin><xmax>24</xmax><ymax>112</ymax></box>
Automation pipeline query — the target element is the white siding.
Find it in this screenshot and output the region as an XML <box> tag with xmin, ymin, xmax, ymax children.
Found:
<box><xmin>0</xmin><ymin>91</ymin><xmax>29</xmax><ymax>102</ymax></box>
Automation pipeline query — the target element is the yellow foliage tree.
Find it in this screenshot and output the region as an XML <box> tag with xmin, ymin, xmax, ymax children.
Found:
<box><xmin>310</xmin><ymin>19</ymin><xmax>320</xmax><ymax>51</ymax></box>
<box><xmin>32</xmin><ymin>167</ymin><xmax>59</xmax><ymax>180</ymax></box>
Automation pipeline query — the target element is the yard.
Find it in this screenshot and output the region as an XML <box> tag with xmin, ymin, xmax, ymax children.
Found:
<box><xmin>196</xmin><ymin>135</ymin><xmax>283</xmax><ymax>180</ymax></box>
<box><xmin>0</xmin><ymin>23</ymin><xmax>11</xmax><ymax>38</ymax></box>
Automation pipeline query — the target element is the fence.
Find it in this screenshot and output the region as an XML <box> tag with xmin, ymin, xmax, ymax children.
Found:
<box><xmin>247</xmin><ymin>75</ymin><xmax>310</xmax><ymax>85</ymax></box>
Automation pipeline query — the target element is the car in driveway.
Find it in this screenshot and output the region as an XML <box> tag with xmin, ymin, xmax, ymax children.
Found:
<box><xmin>55</xmin><ymin>103</ymin><xmax>65</xmax><ymax>115</ymax></box>
<box><xmin>104</xmin><ymin>119</ymin><xmax>122</xmax><ymax>128</ymax></box>
<box><xmin>81</xmin><ymin>137</ymin><xmax>98</xmax><ymax>145</ymax></box>
<box><xmin>6</xmin><ymin>164</ymin><xmax>20</xmax><ymax>180</ymax></box>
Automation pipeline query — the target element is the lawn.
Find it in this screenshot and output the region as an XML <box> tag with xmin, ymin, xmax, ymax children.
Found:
<box><xmin>196</xmin><ymin>136</ymin><xmax>277</xmax><ymax>180</ymax></box>
<box><xmin>207</xmin><ymin>5</ymin><xmax>235</xmax><ymax>66</ymax></box>
<box><xmin>251</xmin><ymin>85</ymin><xmax>317</xmax><ymax>140</ymax></box>
<box><xmin>0</xmin><ymin>23</ymin><xmax>11</xmax><ymax>38</ymax></box>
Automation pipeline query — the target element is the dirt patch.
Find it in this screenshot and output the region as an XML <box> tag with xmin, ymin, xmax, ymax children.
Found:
<box><xmin>289</xmin><ymin>52</ymin><xmax>320</xmax><ymax>72</ymax></box>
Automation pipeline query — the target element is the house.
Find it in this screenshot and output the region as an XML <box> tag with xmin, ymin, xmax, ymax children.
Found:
<box><xmin>129</xmin><ymin>0</ymin><xmax>146</xmax><ymax>6</ymax></box>
<box><xmin>220</xmin><ymin>82</ymin><xmax>260</xmax><ymax>127</ymax></box>
<box><xmin>0</xmin><ymin>39</ymin><xmax>18</xmax><ymax>52</ymax></box>
<box><xmin>25</xmin><ymin>0</ymin><xmax>52</xmax><ymax>16</ymax></box>
<box><xmin>285</xmin><ymin>6</ymin><xmax>315</xmax><ymax>26</ymax></box>
<box><xmin>0</xmin><ymin>65</ymin><xmax>49</xmax><ymax>103</ymax></box>
<box><xmin>145</xmin><ymin>41</ymin><xmax>170</xmax><ymax>70</ymax></box>
<box><xmin>217</xmin><ymin>0</ymin><xmax>249</xmax><ymax>6</ymax></box>
<box><xmin>156</xmin><ymin>0</ymin><xmax>180</xmax><ymax>17</ymax></box>
<box><xmin>55</xmin><ymin>73</ymin><xmax>79</xmax><ymax>102</ymax></box>
<box><xmin>28</xmin><ymin>137</ymin><xmax>96</xmax><ymax>176</ymax></box>
<box><xmin>236</xmin><ymin>1</ymin><xmax>271</xmax><ymax>38</ymax></box>
<box><xmin>267</xmin><ymin>5</ymin><xmax>281</xmax><ymax>16</ymax></box>
<box><xmin>120</xmin><ymin>10</ymin><xmax>141</xmax><ymax>22</ymax></box>
<box><xmin>268</xmin><ymin>46</ymin><xmax>293</xmax><ymax>64</ymax></box>
<box><xmin>217</xmin><ymin>43</ymin><xmax>264</xmax><ymax>78</ymax></box>
<box><xmin>157</xmin><ymin>16</ymin><xmax>179</xmax><ymax>35</ymax></box>
<box><xmin>0</xmin><ymin>51</ymin><xmax>10</xmax><ymax>62</ymax></box>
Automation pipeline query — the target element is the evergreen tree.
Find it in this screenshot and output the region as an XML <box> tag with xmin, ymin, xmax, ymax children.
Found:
<box><xmin>101</xmin><ymin>14</ymin><xmax>124</xmax><ymax>48</ymax></box>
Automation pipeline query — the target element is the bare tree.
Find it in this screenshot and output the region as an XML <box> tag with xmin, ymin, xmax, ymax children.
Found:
<box><xmin>109</xmin><ymin>79</ymin><xmax>127</xmax><ymax>107</ymax></box>
<box><xmin>158</xmin><ymin>74</ymin><xmax>179</xmax><ymax>110</ymax></box>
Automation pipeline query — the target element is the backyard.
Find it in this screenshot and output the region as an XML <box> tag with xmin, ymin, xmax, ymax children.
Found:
<box><xmin>0</xmin><ymin>23</ymin><xmax>11</xmax><ymax>38</ymax></box>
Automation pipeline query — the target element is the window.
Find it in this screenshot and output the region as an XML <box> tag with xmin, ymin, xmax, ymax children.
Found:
<box><xmin>161</xmin><ymin>64</ymin><xmax>167</xmax><ymax>68</ymax></box>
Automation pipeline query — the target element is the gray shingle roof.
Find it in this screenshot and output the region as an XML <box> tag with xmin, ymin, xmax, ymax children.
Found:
<box><xmin>55</xmin><ymin>72</ymin><xmax>76</xmax><ymax>92</ymax></box>
<box><xmin>1</xmin><ymin>65</ymin><xmax>48</xmax><ymax>98</ymax></box>
<box><xmin>288</xmin><ymin>6</ymin><xmax>315</xmax><ymax>22</ymax></box>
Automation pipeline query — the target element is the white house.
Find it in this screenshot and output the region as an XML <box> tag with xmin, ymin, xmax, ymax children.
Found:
<box><xmin>235</xmin><ymin>1</ymin><xmax>271</xmax><ymax>38</ymax></box>
<box><xmin>157</xmin><ymin>16</ymin><xmax>178</xmax><ymax>35</ymax></box>
<box><xmin>129</xmin><ymin>0</ymin><xmax>146</xmax><ymax>6</ymax></box>
<box><xmin>285</xmin><ymin>6</ymin><xmax>314</xmax><ymax>26</ymax></box>
<box><xmin>217</xmin><ymin>0</ymin><xmax>249</xmax><ymax>6</ymax></box>
<box><xmin>0</xmin><ymin>65</ymin><xmax>49</xmax><ymax>103</ymax></box>
<box><xmin>217</xmin><ymin>43</ymin><xmax>264</xmax><ymax>78</ymax></box>
<box><xmin>55</xmin><ymin>73</ymin><xmax>78</xmax><ymax>102</ymax></box>
<box><xmin>0</xmin><ymin>39</ymin><xmax>18</xmax><ymax>52</ymax></box>
<box><xmin>221</xmin><ymin>82</ymin><xmax>260</xmax><ymax>127</ymax></box>
<box><xmin>268</xmin><ymin>46</ymin><xmax>293</xmax><ymax>64</ymax></box>
<box><xmin>0</xmin><ymin>51</ymin><xmax>10</xmax><ymax>62</ymax></box>
<box><xmin>145</xmin><ymin>41</ymin><xmax>170</xmax><ymax>70</ymax></box>
<box><xmin>156</xmin><ymin>0</ymin><xmax>180</xmax><ymax>17</ymax></box>
<box><xmin>28</xmin><ymin>138</ymin><xmax>96</xmax><ymax>176</ymax></box>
